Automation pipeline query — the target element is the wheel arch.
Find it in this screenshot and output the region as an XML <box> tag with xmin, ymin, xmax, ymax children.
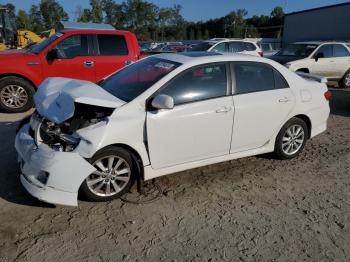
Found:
<box><xmin>292</xmin><ymin>114</ymin><xmax>312</xmax><ymax>139</ymax></box>
<box><xmin>97</xmin><ymin>143</ymin><xmax>145</xmax><ymax>180</ymax></box>
<box><xmin>341</xmin><ymin>68</ymin><xmax>350</xmax><ymax>80</ymax></box>
<box><xmin>0</xmin><ymin>73</ymin><xmax>37</xmax><ymax>89</ymax></box>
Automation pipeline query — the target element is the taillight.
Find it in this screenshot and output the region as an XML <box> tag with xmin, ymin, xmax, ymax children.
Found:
<box><xmin>258</xmin><ymin>51</ymin><xmax>263</xmax><ymax>57</ymax></box>
<box><xmin>324</xmin><ymin>90</ymin><xmax>332</xmax><ymax>101</ymax></box>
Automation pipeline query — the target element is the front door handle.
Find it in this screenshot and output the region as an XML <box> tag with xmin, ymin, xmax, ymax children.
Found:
<box><xmin>279</xmin><ymin>97</ymin><xmax>290</xmax><ymax>103</ymax></box>
<box><xmin>84</xmin><ymin>61</ymin><xmax>94</xmax><ymax>68</ymax></box>
<box><xmin>216</xmin><ymin>107</ymin><xmax>232</xmax><ymax>113</ymax></box>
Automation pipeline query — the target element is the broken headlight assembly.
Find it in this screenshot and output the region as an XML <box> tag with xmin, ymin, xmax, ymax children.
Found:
<box><xmin>30</xmin><ymin>103</ymin><xmax>114</xmax><ymax>152</ymax></box>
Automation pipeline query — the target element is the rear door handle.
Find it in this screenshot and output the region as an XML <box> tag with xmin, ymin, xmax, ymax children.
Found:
<box><xmin>84</xmin><ymin>61</ymin><xmax>94</xmax><ymax>68</ymax></box>
<box><xmin>216</xmin><ymin>107</ymin><xmax>232</xmax><ymax>113</ymax></box>
<box><xmin>279</xmin><ymin>97</ymin><xmax>290</xmax><ymax>103</ymax></box>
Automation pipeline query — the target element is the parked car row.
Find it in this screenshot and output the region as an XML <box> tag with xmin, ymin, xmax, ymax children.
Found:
<box><xmin>140</xmin><ymin>39</ymin><xmax>264</xmax><ymax>56</ymax></box>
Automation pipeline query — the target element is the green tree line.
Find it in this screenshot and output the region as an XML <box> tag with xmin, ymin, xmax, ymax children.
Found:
<box><xmin>3</xmin><ymin>0</ymin><xmax>285</xmax><ymax>40</ymax></box>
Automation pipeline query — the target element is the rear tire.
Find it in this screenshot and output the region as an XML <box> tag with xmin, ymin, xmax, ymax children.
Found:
<box><xmin>274</xmin><ymin>117</ymin><xmax>309</xmax><ymax>160</ymax></box>
<box><xmin>79</xmin><ymin>147</ymin><xmax>136</xmax><ymax>202</ymax></box>
<box><xmin>0</xmin><ymin>76</ymin><xmax>35</xmax><ymax>113</ymax></box>
<box><xmin>340</xmin><ymin>70</ymin><xmax>350</xmax><ymax>88</ymax></box>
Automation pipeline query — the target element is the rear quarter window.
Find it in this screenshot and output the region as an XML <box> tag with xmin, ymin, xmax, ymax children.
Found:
<box><xmin>243</xmin><ymin>42</ymin><xmax>256</xmax><ymax>51</ymax></box>
<box><xmin>97</xmin><ymin>34</ymin><xmax>129</xmax><ymax>56</ymax></box>
<box><xmin>233</xmin><ymin>62</ymin><xmax>287</xmax><ymax>95</ymax></box>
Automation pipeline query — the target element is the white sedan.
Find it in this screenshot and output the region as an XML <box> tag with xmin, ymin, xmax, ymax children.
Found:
<box><xmin>15</xmin><ymin>52</ymin><xmax>331</xmax><ymax>206</ymax></box>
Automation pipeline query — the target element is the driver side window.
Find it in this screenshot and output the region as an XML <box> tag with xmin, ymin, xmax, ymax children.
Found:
<box><xmin>212</xmin><ymin>43</ymin><xmax>228</xmax><ymax>52</ymax></box>
<box><xmin>314</xmin><ymin>45</ymin><xmax>333</xmax><ymax>58</ymax></box>
<box><xmin>53</xmin><ymin>34</ymin><xmax>89</xmax><ymax>59</ymax></box>
<box><xmin>159</xmin><ymin>63</ymin><xmax>228</xmax><ymax>105</ymax></box>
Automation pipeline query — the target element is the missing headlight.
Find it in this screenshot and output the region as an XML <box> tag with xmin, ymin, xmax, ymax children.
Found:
<box><xmin>37</xmin><ymin>171</ymin><xmax>49</xmax><ymax>185</ymax></box>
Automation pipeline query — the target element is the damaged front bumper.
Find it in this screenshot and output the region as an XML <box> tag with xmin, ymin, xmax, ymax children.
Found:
<box><xmin>15</xmin><ymin>124</ymin><xmax>96</xmax><ymax>206</ymax></box>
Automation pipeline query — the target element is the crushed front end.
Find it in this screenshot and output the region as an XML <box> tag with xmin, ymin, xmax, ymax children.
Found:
<box><xmin>15</xmin><ymin>77</ymin><xmax>124</xmax><ymax>206</ymax></box>
<box><xmin>15</xmin><ymin>117</ymin><xmax>95</xmax><ymax>206</ymax></box>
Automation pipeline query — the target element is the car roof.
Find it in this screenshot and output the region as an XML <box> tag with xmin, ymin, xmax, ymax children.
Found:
<box><xmin>152</xmin><ymin>51</ymin><xmax>265</xmax><ymax>64</ymax></box>
<box><xmin>293</xmin><ymin>41</ymin><xmax>349</xmax><ymax>45</ymax></box>
<box><xmin>293</xmin><ymin>41</ymin><xmax>323</xmax><ymax>45</ymax></box>
<box><xmin>203</xmin><ymin>39</ymin><xmax>255</xmax><ymax>44</ymax></box>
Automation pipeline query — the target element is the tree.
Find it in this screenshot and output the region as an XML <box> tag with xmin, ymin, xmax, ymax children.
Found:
<box><xmin>271</xmin><ymin>6</ymin><xmax>284</xmax><ymax>19</ymax></box>
<box><xmin>122</xmin><ymin>0</ymin><xmax>158</xmax><ymax>39</ymax></box>
<box><xmin>40</xmin><ymin>0</ymin><xmax>68</xmax><ymax>30</ymax></box>
<box><xmin>189</xmin><ymin>28</ymin><xmax>195</xmax><ymax>40</ymax></box>
<box><xmin>16</xmin><ymin>10</ymin><xmax>30</xmax><ymax>29</ymax></box>
<box><xmin>78</xmin><ymin>9</ymin><xmax>92</xmax><ymax>23</ymax></box>
<box><xmin>89</xmin><ymin>0</ymin><xmax>103</xmax><ymax>23</ymax></box>
<box><xmin>196</xmin><ymin>29</ymin><xmax>202</xmax><ymax>40</ymax></box>
<box><xmin>28</xmin><ymin>5</ymin><xmax>44</xmax><ymax>33</ymax></box>
<box><xmin>203</xmin><ymin>29</ymin><xmax>209</xmax><ymax>40</ymax></box>
<box><xmin>101</xmin><ymin>0</ymin><xmax>125</xmax><ymax>29</ymax></box>
<box><xmin>157</xmin><ymin>7</ymin><xmax>173</xmax><ymax>41</ymax></box>
<box><xmin>224</xmin><ymin>9</ymin><xmax>248</xmax><ymax>38</ymax></box>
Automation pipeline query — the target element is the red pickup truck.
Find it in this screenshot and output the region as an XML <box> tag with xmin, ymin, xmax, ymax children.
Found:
<box><xmin>0</xmin><ymin>28</ymin><xmax>140</xmax><ymax>112</ymax></box>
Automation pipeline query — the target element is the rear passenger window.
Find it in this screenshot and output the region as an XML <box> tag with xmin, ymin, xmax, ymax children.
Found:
<box><xmin>229</xmin><ymin>42</ymin><xmax>244</xmax><ymax>52</ymax></box>
<box><xmin>334</xmin><ymin>44</ymin><xmax>350</xmax><ymax>57</ymax></box>
<box><xmin>159</xmin><ymin>63</ymin><xmax>227</xmax><ymax>105</ymax></box>
<box><xmin>97</xmin><ymin>34</ymin><xmax>128</xmax><ymax>56</ymax></box>
<box><xmin>243</xmin><ymin>42</ymin><xmax>256</xmax><ymax>51</ymax></box>
<box><xmin>274</xmin><ymin>70</ymin><xmax>289</xmax><ymax>89</ymax></box>
<box><xmin>212</xmin><ymin>43</ymin><xmax>227</xmax><ymax>52</ymax></box>
<box><xmin>234</xmin><ymin>62</ymin><xmax>275</xmax><ymax>94</ymax></box>
<box><xmin>315</xmin><ymin>45</ymin><xmax>333</xmax><ymax>58</ymax></box>
<box><xmin>54</xmin><ymin>34</ymin><xmax>89</xmax><ymax>58</ymax></box>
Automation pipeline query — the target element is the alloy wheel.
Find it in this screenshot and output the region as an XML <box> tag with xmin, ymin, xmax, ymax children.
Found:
<box><xmin>86</xmin><ymin>155</ymin><xmax>131</xmax><ymax>197</ymax></box>
<box><xmin>345</xmin><ymin>73</ymin><xmax>350</xmax><ymax>87</ymax></box>
<box><xmin>0</xmin><ymin>85</ymin><xmax>28</xmax><ymax>109</ymax></box>
<box><xmin>281</xmin><ymin>124</ymin><xmax>305</xmax><ymax>156</ymax></box>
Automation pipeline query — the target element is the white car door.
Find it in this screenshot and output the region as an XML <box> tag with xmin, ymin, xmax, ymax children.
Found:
<box><xmin>230</xmin><ymin>62</ymin><xmax>295</xmax><ymax>153</ymax></box>
<box><xmin>147</xmin><ymin>63</ymin><xmax>234</xmax><ymax>169</ymax></box>
<box><xmin>332</xmin><ymin>44</ymin><xmax>350</xmax><ymax>79</ymax></box>
<box><xmin>309</xmin><ymin>44</ymin><xmax>336</xmax><ymax>77</ymax></box>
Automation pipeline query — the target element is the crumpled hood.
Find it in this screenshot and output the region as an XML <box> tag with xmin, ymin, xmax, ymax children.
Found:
<box><xmin>35</xmin><ymin>77</ymin><xmax>125</xmax><ymax>124</ymax></box>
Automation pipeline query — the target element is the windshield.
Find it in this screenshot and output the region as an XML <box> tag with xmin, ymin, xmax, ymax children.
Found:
<box><xmin>277</xmin><ymin>44</ymin><xmax>318</xmax><ymax>57</ymax></box>
<box><xmin>100</xmin><ymin>57</ymin><xmax>181</xmax><ymax>102</ymax></box>
<box><xmin>191</xmin><ymin>42</ymin><xmax>215</xmax><ymax>51</ymax></box>
<box><xmin>27</xmin><ymin>32</ymin><xmax>64</xmax><ymax>54</ymax></box>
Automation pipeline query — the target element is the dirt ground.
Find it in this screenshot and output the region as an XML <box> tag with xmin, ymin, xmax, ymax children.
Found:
<box><xmin>0</xmin><ymin>88</ymin><xmax>349</xmax><ymax>262</ymax></box>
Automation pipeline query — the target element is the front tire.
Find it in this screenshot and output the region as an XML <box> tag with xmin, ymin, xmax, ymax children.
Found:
<box><xmin>79</xmin><ymin>147</ymin><xmax>136</xmax><ymax>202</ymax></box>
<box><xmin>274</xmin><ymin>117</ymin><xmax>309</xmax><ymax>160</ymax></box>
<box><xmin>340</xmin><ymin>70</ymin><xmax>350</xmax><ymax>88</ymax></box>
<box><xmin>0</xmin><ymin>76</ymin><xmax>35</xmax><ymax>113</ymax></box>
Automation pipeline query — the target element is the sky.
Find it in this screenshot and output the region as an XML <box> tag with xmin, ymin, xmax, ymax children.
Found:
<box><xmin>3</xmin><ymin>0</ymin><xmax>350</xmax><ymax>21</ymax></box>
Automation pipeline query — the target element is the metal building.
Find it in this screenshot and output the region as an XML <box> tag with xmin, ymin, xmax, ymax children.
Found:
<box><xmin>283</xmin><ymin>2</ymin><xmax>350</xmax><ymax>44</ymax></box>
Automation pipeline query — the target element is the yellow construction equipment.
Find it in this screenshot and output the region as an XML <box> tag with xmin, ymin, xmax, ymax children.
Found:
<box><xmin>0</xmin><ymin>7</ymin><xmax>55</xmax><ymax>50</ymax></box>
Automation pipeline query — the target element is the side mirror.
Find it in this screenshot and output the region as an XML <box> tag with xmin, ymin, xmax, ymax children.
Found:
<box><xmin>314</xmin><ymin>52</ymin><xmax>324</xmax><ymax>62</ymax></box>
<box><xmin>46</xmin><ymin>49</ymin><xmax>58</xmax><ymax>62</ymax></box>
<box><xmin>151</xmin><ymin>94</ymin><xmax>174</xmax><ymax>110</ymax></box>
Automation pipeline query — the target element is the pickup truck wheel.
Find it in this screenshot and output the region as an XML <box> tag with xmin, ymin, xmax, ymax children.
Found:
<box><xmin>274</xmin><ymin>117</ymin><xmax>308</xmax><ymax>160</ymax></box>
<box><xmin>80</xmin><ymin>147</ymin><xmax>136</xmax><ymax>202</ymax></box>
<box><xmin>341</xmin><ymin>70</ymin><xmax>350</xmax><ymax>88</ymax></box>
<box><xmin>0</xmin><ymin>77</ymin><xmax>35</xmax><ymax>113</ymax></box>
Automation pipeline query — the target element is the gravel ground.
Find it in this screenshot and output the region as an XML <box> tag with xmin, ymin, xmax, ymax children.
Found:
<box><xmin>0</xmin><ymin>88</ymin><xmax>349</xmax><ymax>262</ymax></box>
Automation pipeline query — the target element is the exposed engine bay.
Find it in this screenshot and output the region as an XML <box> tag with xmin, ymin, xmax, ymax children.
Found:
<box><xmin>30</xmin><ymin>103</ymin><xmax>114</xmax><ymax>152</ymax></box>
